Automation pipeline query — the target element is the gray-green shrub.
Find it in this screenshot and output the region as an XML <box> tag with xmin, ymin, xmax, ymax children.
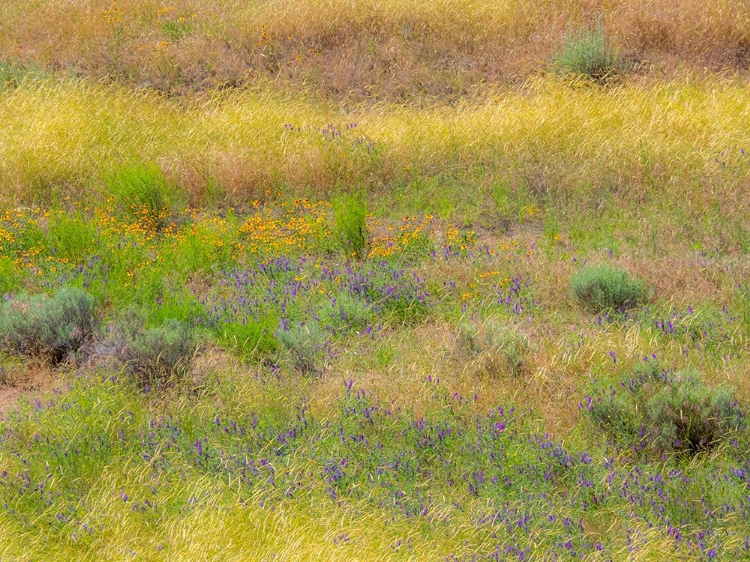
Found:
<box><xmin>551</xmin><ymin>24</ymin><xmax>622</xmax><ymax>84</ymax></box>
<box><xmin>116</xmin><ymin>320</ymin><xmax>196</xmax><ymax>389</ymax></box>
<box><xmin>458</xmin><ymin>319</ymin><xmax>530</xmax><ymax>378</ymax></box>
<box><xmin>587</xmin><ymin>360</ymin><xmax>743</xmax><ymax>455</ymax></box>
<box><xmin>278</xmin><ymin>322</ymin><xmax>326</xmax><ymax>375</ymax></box>
<box><xmin>570</xmin><ymin>264</ymin><xmax>646</xmax><ymax>313</ymax></box>
<box><xmin>319</xmin><ymin>292</ymin><xmax>374</xmax><ymax>334</ymax></box>
<box><xmin>0</xmin><ymin>286</ymin><xmax>96</xmax><ymax>364</ymax></box>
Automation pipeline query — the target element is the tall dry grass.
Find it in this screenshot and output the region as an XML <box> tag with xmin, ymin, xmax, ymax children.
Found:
<box><xmin>1</xmin><ymin>77</ymin><xmax>748</xmax><ymax>222</ymax></box>
<box><xmin>0</xmin><ymin>0</ymin><xmax>748</xmax><ymax>99</ymax></box>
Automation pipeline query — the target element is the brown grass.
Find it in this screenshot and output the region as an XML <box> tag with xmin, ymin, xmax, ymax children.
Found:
<box><xmin>1</xmin><ymin>0</ymin><xmax>749</xmax><ymax>101</ymax></box>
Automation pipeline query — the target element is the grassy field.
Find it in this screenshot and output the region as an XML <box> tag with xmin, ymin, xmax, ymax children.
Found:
<box><xmin>1</xmin><ymin>2</ymin><xmax>750</xmax><ymax>560</ymax></box>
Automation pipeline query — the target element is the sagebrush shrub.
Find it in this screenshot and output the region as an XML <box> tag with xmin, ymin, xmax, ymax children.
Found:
<box><xmin>458</xmin><ymin>319</ymin><xmax>529</xmax><ymax>378</ymax></box>
<box><xmin>570</xmin><ymin>264</ymin><xmax>646</xmax><ymax>313</ymax></box>
<box><xmin>551</xmin><ymin>24</ymin><xmax>622</xmax><ymax>84</ymax></box>
<box><xmin>319</xmin><ymin>292</ymin><xmax>374</xmax><ymax>334</ymax></box>
<box><xmin>278</xmin><ymin>322</ymin><xmax>325</xmax><ymax>375</ymax></box>
<box><xmin>0</xmin><ymin>286</ymin><xmax>96</xmax><ymax>364</ymax></box>
<box><xmin>116</xmin><ymin>320</ymin><xmax>196</xmax><ymax>389</ymax></box>
<box><xmin>587</xmin><ymin>360</ymin><xmax>743</xmax><ymax>455</ymax></box>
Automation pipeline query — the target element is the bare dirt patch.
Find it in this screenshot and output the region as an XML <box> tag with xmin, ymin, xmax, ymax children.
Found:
<box><xmin>0</xmin><ymin>362</ymin><xmax>62</xmax><ymax>417</ymax></box>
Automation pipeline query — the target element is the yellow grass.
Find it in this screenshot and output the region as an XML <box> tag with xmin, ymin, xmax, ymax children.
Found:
<box><xmin>1</xmin><ymin>77</ymin><xmax>749</xmax><ymax>211</ymax></box>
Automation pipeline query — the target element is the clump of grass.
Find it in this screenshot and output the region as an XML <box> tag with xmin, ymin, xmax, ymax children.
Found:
<box><xmin>551</xmin><ymin>24</ymin><xmax>622</xmax><ymax>84</ymax></box>
<box><xmin>0</xmin><ymin>286</ymin><xmax>96</xmax><ymax>364</ymax></box>
<box><xmin>217</xmin><ymin>317</ymin><xmax>280</xmax><ymax>362</ymax></box>
<box><xmin>105</xmin><ymin>160</ymin><xmax>181</xmax><ymax>231</ymax></box>
<box><xmin>587</xmin><ymin>360</ymin><xmax>743</xmax><ymax>455</ymax></box>
<box><xmin>332</xmin><ymin>192</ymin><xmax>368</xmax><ymax>261</ymax></box>
<box><xmin>570</xmin><ymin>264</ymin><xmax>646</xmax><ymax>313</ymax></box>
<box><xmin>115</xmin><ymin>319</ymin><xmax>197</xmax><ymax>390</ymax></box>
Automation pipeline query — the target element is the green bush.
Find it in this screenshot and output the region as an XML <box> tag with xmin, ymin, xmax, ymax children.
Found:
<box><xmin>551</xmin><ymin>24</ymin><xmax>622</xmax><ymax>84</ymax></box>
<box><xmin>332</xmin><ymin>192</ymin><xmax>368</xmax><ymax>261</ymax></box>
<box><xmin>0</xmin><ymin>287</ymin><xmax>96</xmax><ymax>364</ymax></box>
<box><xmin>116</xmin><ymin>320</ymin><xmax>196</xmax><ymax>390</ymax></box>
<box><xmin>587</xmin><ymin>360</ymin><xmax>743</xmax><ymax>455</ymax></box>
<box><xmin>105</xmin><ymin>161</ymin><xmax>181</xmax><ymax>231</ymax></box>
<box><xmin>570</xmin><ymin>264</ymin><xmax>646</xmax><ymax>313</ymax></box>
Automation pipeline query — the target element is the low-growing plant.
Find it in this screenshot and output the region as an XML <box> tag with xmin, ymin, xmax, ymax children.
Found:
<box><xmin>172</xmin><ymin>224</ymin><xmax>235</xmax><ymax>275</ymax></box>
<box><xmin>550</xmin><ymin>23</ymin><xmax>622</xmax><ymax>84</ymax></box>
<box><xmin>0</xmin><ymin>286</ymin><xmax>96</xmax><ymax>364</ymax></box>
<box><xmin>0</xmin><ymin>354</ymin><xmax>24</xmax><ymax>385</ymax></box>
<box><xmin>570</xmin><ymin>264</ymin><xmax>646</xmax><ymax>313</ymax></box>
<box><xmin>162</xmin><ymin>20</ymin><xmax>193</xmax><ymax>42</ymax></box>
<box><xmin>115</xmin><ymin>319</ymin><xmax>197</xmax><ymax>390</ymax></box>
<box><xmin>352</xmin><ymin>263</ymin><xmax>430</xmax><ymax>323</ymax></box>
<box><xmin>587</xmin><ymin>360</ymin><xmax>743</xmax><ymax>455</ymax></box>
<box><xmin>332</xmin><ymin>192</ymin><xmax>368</xmax><ymax>261</ymax></box>
<box><xmin>0</xmin><ymin>60</ymin><xmax>54</xmax><ymax>90</ymax></box>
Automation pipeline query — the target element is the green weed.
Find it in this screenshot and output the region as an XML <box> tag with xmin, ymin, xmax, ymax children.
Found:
<box><xmin>332</xmin><ymin>192</ymin><xmax>368</xmax><ymax>261</ymax></box>
<box><xmin>0</xmin><ymin>256</ymin><xmax>25</xmax><ymax>295</ymax></box>
<box><xmin>216</xmin><ymin>317</ymin><xmax>280</xmax><ymax>362</ymax></box>
<box><xmin>46</xmin><ymin>212</ymin><xmax>97</xmax><ymax>264</ymax></box>
<box><xmin>105</xmin><ymin>161</ymin><xmax>182</xmax><ymax>231</ymax></box>
<box><xmin>162</xmin><ymin>21</ymin><xmax>193</xmax><ymax>42</ymax></box>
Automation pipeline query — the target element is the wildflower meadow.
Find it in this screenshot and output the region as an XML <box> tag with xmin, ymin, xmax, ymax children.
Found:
<box><xmin>0</xmin><ymin>2</ymin><xmax>749</xmax><ymax>560</ymax></box>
